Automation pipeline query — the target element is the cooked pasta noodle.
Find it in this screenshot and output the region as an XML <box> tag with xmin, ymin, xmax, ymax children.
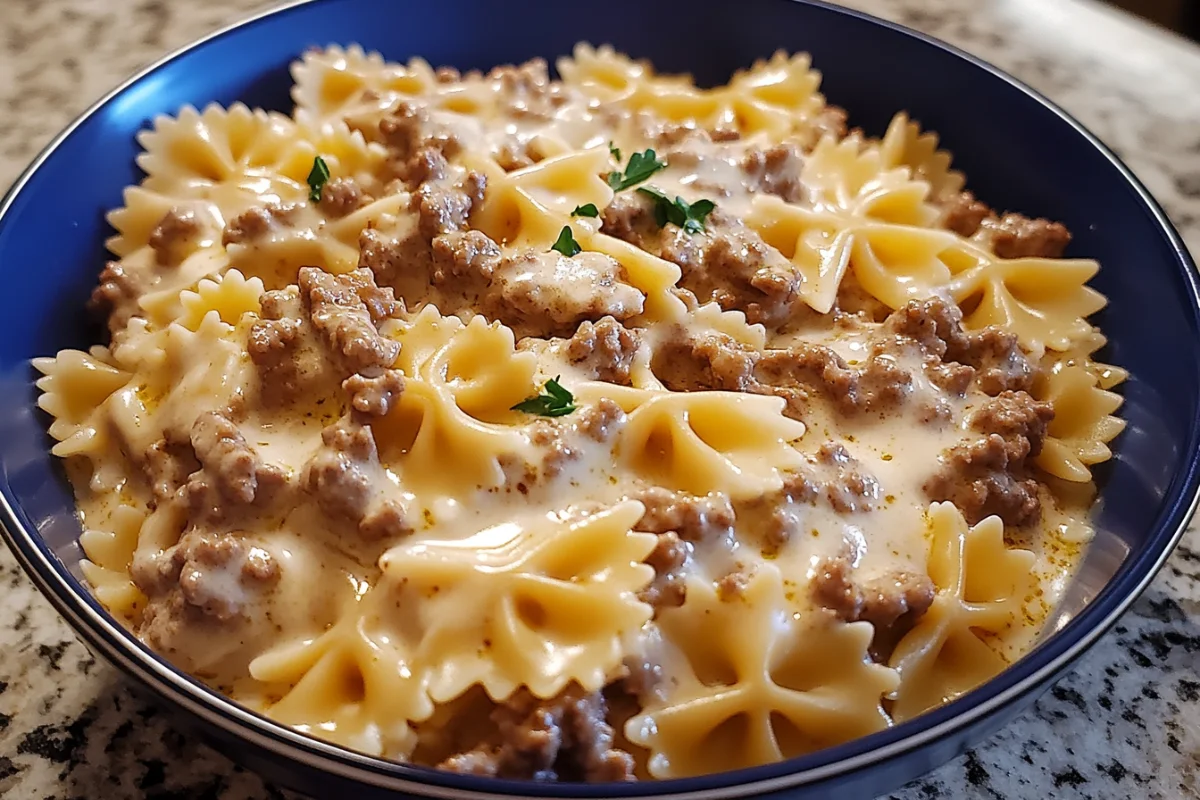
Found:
<box><xmin>35</xmin><ymin>43</ymin><xmax>1123</xmax><ymax>781</ymax></box>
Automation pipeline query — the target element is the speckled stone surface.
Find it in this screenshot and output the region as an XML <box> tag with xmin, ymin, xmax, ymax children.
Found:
<box><xmin>1</xmin><ymin>0</ymin><xmax>1199</xmax><ymax>798</ymax></box>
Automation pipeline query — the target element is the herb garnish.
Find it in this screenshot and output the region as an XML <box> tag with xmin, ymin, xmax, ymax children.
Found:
<box><xmin>607</xmin><ymin>148</ymin><xmax>666</xmax><ymax>191</ymax></box>
<box><xmin>307</xmin><ymin>156</ymin><xmax>331</xmax><ymax>203</ymax></box>
<box><xmin>571</xmin><ymin>203</ymin><xmax>600</xmax><ymax>218</ymax></box>
<box><xmin>636</xmin><ymin>187</ymin><xmax>716</xmax><ymax>234</ymax></box>
<box><xmin>550</xmin><ymin>226</ymin><xmax>582</xmax><ymax>256</ymax></box>
<box><xmin>511</xmin><ymin>376</ymin><xmax>577</xmax><ymax>417</ymax></box>
<box><xmin>609</xmin><ymin>142</ymin><xmax>622</xmax><ymax>162</ymax></box>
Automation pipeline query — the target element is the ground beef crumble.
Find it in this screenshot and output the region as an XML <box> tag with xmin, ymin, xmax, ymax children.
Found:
<box><xmin>438</xmin><ymin>687</ymin><xmax>635</xmax><ymax>781</ymax></box>
<box><xmin>304</xmin><ymin>416</ymin><xmax>411</xmax><ymax>540</ymax></box>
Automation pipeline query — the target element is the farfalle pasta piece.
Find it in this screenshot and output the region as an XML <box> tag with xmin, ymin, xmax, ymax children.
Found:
<box><xmin>889</xmin><ymin>503</ymin><xmax>1036</xmax><ymax>722</ymax></box>
<box><xmin>576</xmin><ymin>384</ymin><xmax>806</xmax><ymax>500</ymax></box>
<box><xmin>178</xmin><ymin>269</ymin><xmax>264</xmax><ymax>329</ymax></box>
<box><xmin>380</xmin><ymin>500</ymin><xmax>655</xmax><ymax>704</ymax></box>
<box><xmin>627</xmin><ymin>565</ymin><xmax>898</xmax><ymax>778</ymax></box>
<box><xmin>946</xmin><ymin>255</ymin><xmax>1107</xmax><ymax>353</ymax></box>
<box><xmin>556</xmin><ymin>43</ymin><xmax>654</xmax><ymax>103</ymax></box>
<box><xmin>254</xmin><ymin>582</ymin><xmax>430</xmax><ymax>759</ymax></box>
<box><xmin>375</xmin><ymin>310</ymin><xmax>537</xmax><ymax>494</ymax></box>
<box><xmin>291</xmin><ymin>45</ymin><xmax>437</xmax><ymax>137</ymax></box>
<box><xmin>469</xmin><ymin>148</ymin><xmax>615</xmax><ymax>249</ymax></box>
<box><xmin>877</xmin><ymin>112</ymin><xmax>965</xmax><ymax>203</ymax></box>
<box><xmin>1034</xmin><ymin>361</ymin><xmax>1126</xmax><ymax>482</ymax></box>
<box><xmin>80</xmin><ymin>503</ymin><xmax>149</xmax><ymax>620</ymax></box>
<box><xmin>33</xmin><ymin>347</ymin><xmax>131</xmax><ymax>459</ymax></box>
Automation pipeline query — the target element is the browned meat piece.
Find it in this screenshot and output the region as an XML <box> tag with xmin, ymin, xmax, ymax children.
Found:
<box><xmin>970</xmin><ymin>391</ymin><xmax>1054</xmax><ymax>457</ymax></box>
<box><xmin>148</xmin><ymin>208</ymin><xmax>202</xmax><ymax>265</ymax></box>
<box><xmin>298</xmin><ymin>267</ymin><xmax>402</xmax><ymax>375</ymax></box>
<box><xmin>222</xmin><ymin>204</ymin><xmax>299</xmax><ymax>246</ymax></box>
<box><xmin>485</xmin><ymin>251</ymin><xmax>644</xmax><ymax>338</ymax></box>
<box><xmin>143</xmin><ymin>437</ymin><xmax>200</xmax><ymax>503</ymax></box>
<box><xmin>652</xmin><ymin>329</ymin><xmax>758</xmax><ymax>393</ymax></box>
<box><xmin>431</xmin><ymin>230</ymin><xmax>502</xmax><ymax>285</ymax></box>
<box><xmin>304</xmin><ymin>416</ymin><xmax>410</xmax><ymax>540</ymax></box>
<box><xmin>495</xmin><ymin>138</ymin><xmax>535</xmax><ymax>171</ymax></box>
<box><xmin>980</xmin><ymin>213</ymin><xmax>1071</xmax><ymax>259</ymax></box>
<box><xmin>621</xmin><ymin>653</ymin><xmax>665</xmax><ymax>701</ymax></box>
<box><xmin>88</xmin><ymin>260</ymin><xmax>141</xmax><ymax>334</ymax></box>
<box><xmin>755</xmin><ymin>342</ymin><xmax>915</xmax><ymax>418</ymax></box>
<box><xmin>640</xmin><ymin>531</ymin><xmax>688</xmax><ymax>612</ymax></box>
<box><xmin>810</xmin><ymin>105</ymin><xmax>849</xmax><ymax>144</ymax></box>
<box><xmin>438</xmin><ymin>688</ymin><xmax>635</xmax><ymax>781</ymax></box>
<box><xmin>247</xmin><ymin>289</ymin><xmax>317</xmax><ymax>406</ymax></box>
<box><xmin>811</xmin><ymin>443</ymin><xmax>881</xmax><ymax>513</ymax></box>
<box><xmin>924</xmin><ymin>433</ymin><xmax>1042</xmax><ymax>526</ymax></box>
<box><xmin>563</xmin><ymin>317</ymin><xmax>642</xmax><ymax>385</ymax></box>
<box><xmin>576</xmin><ymin>398</ymin><xmax>627</xmax><ymax>443</ymax></box>
<box><xmin>342</xmin><ymin>370</ymin><xmax>405</xmax><ymax>417</ymax></box>
<box><xmin>489</xmin><ymin>58</ymin><xmax>557</xmax><ymax>119</ymax></box>
<box><xmin>634</xmin><ymin>487</ymin><xmax>735</xmax><ymax>543</ymax></box>
<box><xmin>416</xmin><ymin>171</ymin><xmax>486</xmax><ymax>240</ymax></box>
<box><xmin>380</xmin><ymin>102</ymin><xmax>464</xmax><ymax>181</ymax></box>
<box><xmin>939</xmin><ymin>191</ymin><xmax>990</xmax><ymax>237</ymax></box>
<box><xmin>318</xmin><ymin>177</ymin><xmax>367</xmax><ymax>217</ymax></box>
<box><xmin>183</xmin><ymin>411</ymin><xmax>288</xmax><ymax>519</ymax></box>
<box><xmin>882</xmin><ymin>297</ymin><xmax>1037</xmax><ymax>395</ymax></box>
<box><xmin>131</xmin><ymin>528</ymin><xmax>279</xmax><ymax>620</ymax></box>
<box><xmin>716</xmin><ymin>566</ymin><xmax>755</xmax><ymax>600</ymax></box>
<box><xmin>740</xmin><ymin>142</ymin><xmax>806</xmax><ymax>203</ymax></box>
<box><xmin>810</xmin><ymin>553</ymin><xmax>935</xmax><ymax>660</ymax></box>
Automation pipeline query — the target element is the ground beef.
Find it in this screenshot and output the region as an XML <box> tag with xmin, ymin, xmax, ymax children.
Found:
<box><xmin>380</xmin><ymin>102</ymin><xmax>464</xmax><ymax>182</ymax></box>
<box><xmin>939</xmin><ymin>191</ymin><xmax>991</xmax><ymax>237</ymax></box>
<box><xmin>979</xmin><ymin>214</ymin><xmax>1072</xmax><ymax>259</ymax></box>
<box><xmin>810</xmin><ymin>553</ymin><xmax>935</xmax><ymax>660</ymax></box>
<box><xmin>652</xmin><ymin>328</ymin><xmax>757</xmax><ymax>393</ymax></box>
<box><xmin>882</xmin><ymin>296</ymin><xmax>1036</xmax><ymax>395</ymax></box>
<box><xmin>438</xmin><ymin>688</ymin><xmax>635</xmax><ymax>782</ymax></box>
<box><xmin>88</xmin><ymin>260</ymin><xmax>141</xmax><ymax>335</ymax></box>
<box><xmin>601</xmin><ymin>199</ymin><xmax>801</xmax><ymax>328</ymax></box>
<box><xmin>809</xmin><ymin>443</ymin><xmax>881</xmax><ymax>513</ymax></box>
<box><xmin>740</xmin><ymin>142</ymin><xmax>806</xmax><ymax>203</ymax></box>
<box><xmin>183</xmin><ymin>412</ymin><xmax>288</xmax><ymax>520</ymax></box>
<box><xmin>715</xmin><ymin>566</ymin><xmax>756</xmax><ymax>600</ymax></box>
<box><xmin>430</xmin><ymin>230</ymin><xmax>502</xmax><ymax>285</ymax></box>
<box><xmin>342</xmin><ymin>370</ymin><xmax>405</xmax><ymax>417</ymax></box>
<box><xmin>248</xmin><ymin>289</ymin><xmax>321</xmax><ymax>406</ymax></box>
<box><xmin>755</xmin><ymin>342</ymin><xmax>915</xmax><ymax>418</ymax></box>
<box><xmin>488</xmin><ymin>58</ymin><xmax>561</xmax><ymax>120</ymax></box>
<box><xmin>621</xmin><ymin>654</ymin><xmax>665</xmax><ymax>702</ymax></box>
<box><xmin>576</xmin><ymin>398</ymin><xmax>627</xmax><ymax>443</ymax></box>
<box><xmin>318</xmin><ymin>177</ymin><xmax>367</xmax><ymax>217</ymax></box>
<box><xmin>143</xmin><ymin>436</ymin><xmax>200</xmax><ymax>504</ymax></box>
<box><xmin>484</xmin><ymin>251</ymin><xmax>644</xmax><ymax>338</ymax></box>
<box><xmin>733</xmin><ymin>469</ymin><xmax>818</xmax><ymax>551</ymax></box>
<box><xmin>148</xmin><ymin>208</ymin><xmax>202</xmax><ymax>265</ymax></box>
<box><xmin>132</xmin><ymin>528</ymin><xmax>279</xmax><ymax>620</ymax></box>
<box><xmin>640</xmin><ymin>531</ymin><xmax>688</xmax><ymax>612</ymax></box>
<box><xmin>970</xmin><ymin>391</ymin><xmax>1054</xmax><ymax>455</ymax></box>
<box><xmin>222</xmin><ymin>204</ymin><xmax>299</xmax><ymax>246</ymax></box>
<box><xmin>562</xmin><ymin>317</ymin><xmax>642</xmax><ymax>385</ymax></box>
<box><xmin>304</xmin><ymin>416</ymin><xmax>410</xmax><ymax>540</ymax></box>
<box><xmin>925</xmin><ymin>433</ymin><xmax>1042</xmax><ymax>526</ymax></box>
<box><xmin>298</xmin><ymin>266</ymin><xmax>403</xmax><ymax>375</ymax></box>
<box><xmin>634</xmin><ymin>487</ymin><xmax>736</xmax><ymax>543</ymax></box>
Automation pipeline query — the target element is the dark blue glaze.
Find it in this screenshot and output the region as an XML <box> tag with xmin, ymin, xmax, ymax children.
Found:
<box><xmin>0</xmin><ymin>0</ymin><xmax>1196</xmax><ymax>798</ymax></box>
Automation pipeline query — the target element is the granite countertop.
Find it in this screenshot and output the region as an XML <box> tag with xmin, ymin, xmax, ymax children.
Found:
<box><xmin>2</xmin><ymin>0</ymin><xmax>1200</xmax><ymax>797</ymax></box>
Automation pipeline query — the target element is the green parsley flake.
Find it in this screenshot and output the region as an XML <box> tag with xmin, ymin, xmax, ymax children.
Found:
<box><xmin>637</xmin><ymin>187</ymin><xmax>716</xmax><ymax>234</ymax></box>
<box><xmin>609</xmin><ymin>141</ymin><xmax>622</xmax><ymax>162</ymax></box>
<box><xmin>607</xmin><ymin>149</ymin><xmax>666</xmax><ymax>191</ymax></box>
<box><xmin>307</xmin><ymin>156</ymin><xmax>331</xmax><ymax>203</ymax></box>
<box><xmin>550</xmin><ymin>226</ymin><xmax>582</xmax><ymax>256</ymax></box>
<box><xmin>571</xmin><ymin>203</ymin><xmax>600</xmax><ymax>218</ymax></box>
<box><xmin>511</xmin><ymin>376</ymin><xmax>577</xmax><ymax>417</ymax></box>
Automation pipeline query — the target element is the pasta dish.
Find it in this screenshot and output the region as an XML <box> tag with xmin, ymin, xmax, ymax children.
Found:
<box><xmin>34</xmin><ymin>45</ymin><xmax>1125</xmax><ymax>781</ymax></box>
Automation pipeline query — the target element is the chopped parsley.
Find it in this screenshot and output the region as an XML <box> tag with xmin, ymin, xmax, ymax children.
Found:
<box><xmin>609</xmin><ymin>141</ymin><xmax>622</xmax><ymax>162</ymax></box>
<box><xmin>307</xmin><ymin>156</ymin><xmax>331</xmax><ymax>203</ymax></box>
<box><xmin>550</xmin><ymin>226</ymin><xmax>582</xmax><ymax>256</ymax></box>
<box><xmin>571</xmin><ymin>203</ymin><xmax>600</xmax><ymax>218</ymax></box>
<box><xmin>636</xmin><ymin>186</ymin><xmax>716</xmax><ymax>234</ymax></box>
<box><xmin>607</xmin><ymin>148</ymin><xmax>666</xmax><ymax>191</ymax></box>
<box><xmin>511</xmin><ymin>376</ymin><xmax>577</xmax><ymax>417</ymax></box>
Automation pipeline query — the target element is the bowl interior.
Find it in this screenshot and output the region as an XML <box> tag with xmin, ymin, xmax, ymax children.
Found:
<box><xmin>0</xmin><ymin>0</ymin><xmax>1197</xmax><ymax>794</ymax></box>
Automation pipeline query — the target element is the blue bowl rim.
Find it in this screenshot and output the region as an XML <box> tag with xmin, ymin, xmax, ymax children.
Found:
<box><xmin>1</xmin><ymin>0</ymin><xmax>1198</xmax><ymax>797</ymax></box>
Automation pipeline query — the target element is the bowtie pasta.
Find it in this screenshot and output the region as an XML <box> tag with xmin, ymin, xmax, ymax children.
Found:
<box><xmin>34</xmin><ymin>44</ymin><xmax>1124</xmax><ymax>781</ymax></box>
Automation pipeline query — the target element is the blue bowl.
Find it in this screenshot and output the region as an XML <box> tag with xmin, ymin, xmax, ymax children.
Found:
<box><xmin>1</xmin><ymin>0</ymin><xmax>1197</xmax><ymax>797</ymax></box>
